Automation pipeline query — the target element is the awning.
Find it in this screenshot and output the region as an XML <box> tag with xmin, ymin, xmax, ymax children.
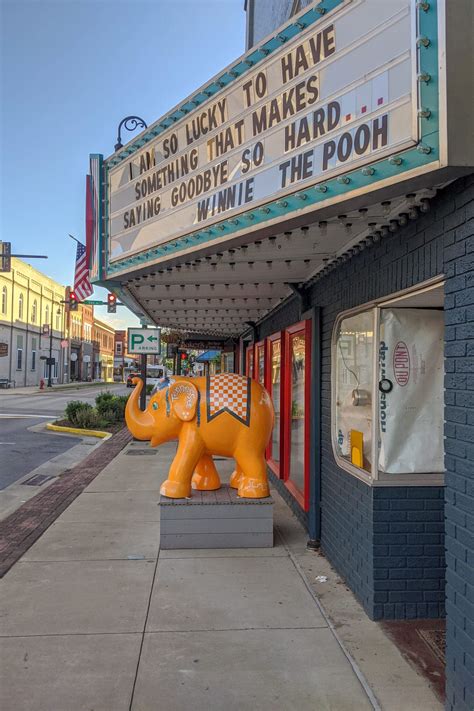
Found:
<box><xmin>195</xmin><ymin>350</ymin><xmax>221</xmax><ymax>363</ymax></box>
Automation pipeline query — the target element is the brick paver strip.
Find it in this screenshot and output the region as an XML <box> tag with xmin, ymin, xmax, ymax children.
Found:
<box><xmin>0</xmin><ymin>427</ymin><xmax>132</xmax><ymax>577</ymax></box>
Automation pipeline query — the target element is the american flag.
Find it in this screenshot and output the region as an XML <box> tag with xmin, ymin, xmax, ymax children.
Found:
<box><xmin>73</xmin><ymin>241</ymin><xmax>93</xmax><ymax>300</ymax></box>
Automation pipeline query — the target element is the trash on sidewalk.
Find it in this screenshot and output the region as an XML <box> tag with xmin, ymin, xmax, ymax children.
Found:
<box><xmin>315</xmin><ymin>575</ymin><xmax>328</xmax><ymax>583</ymax></box>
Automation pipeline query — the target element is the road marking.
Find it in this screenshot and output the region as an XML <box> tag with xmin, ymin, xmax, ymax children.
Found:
<box><xmin>0</xmin><ymin>414</ymin><xmax>55</xmax><ymax>419</ymax></box>
<box><xmin>0</xmin><ymin>442</ymin><xmax>15</xmax><ymax>445</ymax></box>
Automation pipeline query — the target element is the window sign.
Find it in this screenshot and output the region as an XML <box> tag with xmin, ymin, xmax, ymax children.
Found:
<box><xmin>378</xmin><ymin>308</ymin><xmax>444</xmax><ymax>474</ymax></box>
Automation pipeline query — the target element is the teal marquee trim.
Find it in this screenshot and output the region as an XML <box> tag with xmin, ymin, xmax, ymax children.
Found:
<box><xmin>97</xmin><ymin>0</ymin><xmax>440</xmax><ymax>283</ymax></box>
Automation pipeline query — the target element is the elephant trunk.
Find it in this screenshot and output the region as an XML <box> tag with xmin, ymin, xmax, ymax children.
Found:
<box><xmin>125</xmin><ymin>378</ymin><xmax>154</xmax><ymax>441</ymax></box>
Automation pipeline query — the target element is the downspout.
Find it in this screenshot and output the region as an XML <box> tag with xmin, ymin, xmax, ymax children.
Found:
<box><xmin>307</xmin><ymin>306</ymin><xmax>322</xmax><ymax>549</ymax></box>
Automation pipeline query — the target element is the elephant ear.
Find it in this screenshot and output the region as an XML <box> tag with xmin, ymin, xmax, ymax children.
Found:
<box><xmin>169</xmin><ymin>381</ymin><xmax>198</xmax><ymax>422</ymax></box>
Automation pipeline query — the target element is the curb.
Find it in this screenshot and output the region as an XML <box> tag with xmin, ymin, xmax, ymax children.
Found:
<box><xmin>47</xmin><ymin>423</ymin><xmax>110</xmax><ymax>438</ymax></box>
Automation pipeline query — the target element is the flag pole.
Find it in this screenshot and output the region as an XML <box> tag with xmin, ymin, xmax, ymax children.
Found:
<box><xmin>68</xmin><ymin>234</ymin><xmax>81</xmax><ymax>245</ymax></box>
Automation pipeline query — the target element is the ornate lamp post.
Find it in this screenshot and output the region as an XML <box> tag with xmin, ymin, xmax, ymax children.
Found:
<box><xmin>115</xmin><ymin>116</ymin><xmax>148</xmax><ymax>152</ymax></box>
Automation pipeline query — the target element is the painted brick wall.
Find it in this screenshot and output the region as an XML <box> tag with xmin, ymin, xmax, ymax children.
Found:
<box><xmin>255</xmin><ymin>176</ymin><xmax>472</xmax><ymax>627</ymax></box>
<box><xmin>443</xmin><ymin>178</ymin><xmax>474</xmax><ymax>711</ymax></box>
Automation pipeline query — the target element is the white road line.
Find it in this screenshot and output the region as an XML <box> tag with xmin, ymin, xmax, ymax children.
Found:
<box><xmin>0</xmin><ymin>414</ymin><xmax>56</xmax><ymax>419</ymax></box>
<box><xmin>0</xmin><ymin>442</ymin><xmax>16</xmax><ymax>445</ymax></box>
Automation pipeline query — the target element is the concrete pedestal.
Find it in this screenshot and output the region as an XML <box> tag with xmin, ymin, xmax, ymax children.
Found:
<box><xmin>159</xmin><ymin>484</ymin><xmax>273</xmax><ymax>549</ymax></box>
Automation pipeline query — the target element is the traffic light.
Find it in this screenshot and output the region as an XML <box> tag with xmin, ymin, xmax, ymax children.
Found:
<box><xmin>0</xmin><ymin>242</ymin><xmax>11</xmax><ymax>273</ymax></box>
<box><xmin>107</xmin><ymin>292</ymin><xmax>117</xmax><ymax>313</ymax></box>
<box><xmin>69</xmin><ymin>291</ymin><xmax>79</xmax><ymax>311</ymax></box>
<box><xmin>180</xmin><ymin>351</ymin><xmax>187</xmax><ymax>361</ymax></box>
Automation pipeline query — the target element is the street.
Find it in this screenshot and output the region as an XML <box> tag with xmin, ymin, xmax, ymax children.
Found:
<box><xmin>0</xmin><ymin>383</ymin><xmax>128</xmax><ymax>489</ymax></box>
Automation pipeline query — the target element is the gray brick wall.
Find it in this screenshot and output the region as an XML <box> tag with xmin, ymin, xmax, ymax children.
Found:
<box><xmin>443</xmin><ymin>180</ymin><xmax>474</xmax><ymax>711</ymax></box>
<box><xmin>254</xmin><ymin>175</ymin><xmax>473</xmax><ymax>705</ymax></box>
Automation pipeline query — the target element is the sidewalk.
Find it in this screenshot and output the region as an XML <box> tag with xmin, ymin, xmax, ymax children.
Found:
<box><xmin>0</xmin><ymin>441</ymin><xmax>442</xmax><ymax>711</ymax></box>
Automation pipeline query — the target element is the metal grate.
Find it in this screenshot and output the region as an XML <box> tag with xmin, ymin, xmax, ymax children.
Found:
<box><xmin>22</xmin><ymin>474</ymin><xmax>55</xmax><ymax>486</ymax></box>
<box><xmin>125</xmin><ymin>450</ymin><xmax>157</xmax><ymax>456</ymax></box>
<box><xmin>417</xmin><ymin>629</ymin><xmax>446</xmax><ymax>665</ymax></box>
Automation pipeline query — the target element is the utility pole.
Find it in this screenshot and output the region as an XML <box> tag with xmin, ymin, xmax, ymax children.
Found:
<box><xmin>140</xmin><ymin>324</ymin><xmax>147</xmax><ymax>411</ymax></box>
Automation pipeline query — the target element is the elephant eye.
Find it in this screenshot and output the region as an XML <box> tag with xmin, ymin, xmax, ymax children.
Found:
<box><xmin>152</xmin><ymin>402</ymin><xmax>158</xmax><ymax>410</ymax></box>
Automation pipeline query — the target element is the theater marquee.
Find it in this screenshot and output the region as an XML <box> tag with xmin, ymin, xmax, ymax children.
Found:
<box><xmin>91</xmin><ymin>0</ymin><xmax>473</xmax><ymax>280</ymax></box>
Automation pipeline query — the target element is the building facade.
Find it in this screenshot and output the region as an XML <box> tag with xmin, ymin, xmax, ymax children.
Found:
<box><xmin>88</xmin><ymin>1</ymin><xmax>473</xmax><ymax>708</ymax></box>
<box><xmin>92</xmin><ymin>318</ymin><xmax>115</xmax><ymax>382</ymax></box>
<box><xmin>0</xmin><ymin>258</ymin><xmax>67</xmax><ymax>386</ymax></box>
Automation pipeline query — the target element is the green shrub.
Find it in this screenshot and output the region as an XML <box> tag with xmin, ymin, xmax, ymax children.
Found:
<box><xmin>146</xmin><ymin>384</ymin><xmax>154</xmax><ymax>395</ymax></box>
<box><xmin>65</xmin><ymin>400</ymin><xmax>93</xmax><ymax>425</ymax></box>
<box><xmin>95</xmin><ymin>391</ymin><xmax>115</xmax><ymax>416</ymax></box>
<box><xmin>73</xmin><ymin>408</ymin><xmax>104</xmax><ymax>430</ymax></box>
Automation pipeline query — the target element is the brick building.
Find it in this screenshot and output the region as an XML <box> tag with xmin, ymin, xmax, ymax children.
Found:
<box><xmin>88</xmin><ymin>1</ymin><xmax>473</xmax><ymax>707</ymax></box>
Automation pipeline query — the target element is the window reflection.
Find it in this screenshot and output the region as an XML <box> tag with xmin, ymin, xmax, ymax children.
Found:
<box><xmin>270</xmin><ymin>339</ymin><xmax>281</xmax><ymax>464</ymax></box>
<box><xmin>289</xmin><ymin>333</ymin><xmax>306</xmax><ymax>494</ymax></box>
<box><xmin>334</xmin><ymin>311</ymin><xmax>374</xmax><ymax>473</ymax></box>
<box><xmin>257</xmin><ymin>346</ymin><xmax>265</xmax><ymax>384</ymax></box>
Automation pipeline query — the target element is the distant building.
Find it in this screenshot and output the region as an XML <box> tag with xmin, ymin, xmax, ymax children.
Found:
<box><xmin>113</xmin><ymin>329</ymin><xmax>139</xmax><ymax>381</ymax></box>
<box><xmin>92</xmin><ymin>318</ymin><xmax>115</xmax><ymax>382</ymax></box>
<box><xmin>0</xmin><ymin>258</ymin><xmax>67</xmax><ymax>386</ymax></box>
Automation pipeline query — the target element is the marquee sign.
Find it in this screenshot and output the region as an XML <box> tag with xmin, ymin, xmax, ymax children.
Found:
<box><xmin>107</xmin><ymin>0</ymin><xmax>421</xmax><ymax>266</ymax></box>
<box><xmin>90</xmin><ymin>0</ymin><xmax>462</xmax><ymax>281</ymax></box>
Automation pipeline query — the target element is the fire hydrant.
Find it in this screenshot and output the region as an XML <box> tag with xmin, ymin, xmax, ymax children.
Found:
<box><xmin>39</xmin><ymin>378</ymin><xmax>45</xmax><ymax>390</ymax></box>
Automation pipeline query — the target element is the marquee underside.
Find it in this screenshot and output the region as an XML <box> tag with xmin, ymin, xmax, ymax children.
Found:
<box><xmin>118</xmin><ymin>187</ymin><xmax>436</xmax><ymax>337</ymax></box>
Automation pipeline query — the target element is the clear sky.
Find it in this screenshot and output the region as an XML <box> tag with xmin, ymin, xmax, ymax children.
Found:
<box><xmin>1</xmin><ymin>0</ymin><xmax>246</xmax><ymax>329</ymax></box>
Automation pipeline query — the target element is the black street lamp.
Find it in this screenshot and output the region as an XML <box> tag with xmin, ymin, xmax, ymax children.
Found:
<box><xmin>47</xmin><ymin>304</ymin><xmax>62</xmax><ymax>388</ymax></box>
<box><xmin>115</xmin><ymin>116</ymin><xmax>147</xmax><ymax>152</ymax></box>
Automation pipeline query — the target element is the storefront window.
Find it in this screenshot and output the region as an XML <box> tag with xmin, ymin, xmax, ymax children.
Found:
<box><xmin>256</xmin><ymin>343</ymin><xmax>265</xmax><ymax>384</ymax></box>
<box><xmin>334</xmin><ymin>310</ymin><xmax>374</xmax><ymax>474</ymax></box>
<box><xmin>269</xmin><ymin>337</ymin><xmax>281</xmax><ymax>467</ymax></box>
<box><xmin>285</xmin><ymin>324</ymin><xmax>309</xmax><ymax>508</ymax></box>
<box><xmin>246</xmin><ymin>345</ymin><xmax>254</xmax><ymax>378</ymax></box>
<box><xmin>332</xmin><ymin>282</ymin><xmax>445</xmax><ymax>485</ymax></box>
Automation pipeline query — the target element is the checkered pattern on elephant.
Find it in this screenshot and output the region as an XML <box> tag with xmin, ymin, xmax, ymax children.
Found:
<box><xmin>207</xmin><ymin>373</ymin><xmax>251</xmax><ymax>426</ymax></box>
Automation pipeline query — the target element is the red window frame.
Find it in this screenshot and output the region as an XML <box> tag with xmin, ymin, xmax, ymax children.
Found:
<box><xmin>255</xmin><ymin>340</ymin><xmax>265</xmax><ymax>384</ymax></box>
<box><xmin>265</xmin><ymin>331</ymin><xmax>283</xmax><ymax>478</ymax></box>
<box><xmin>245</xmin><ymin>344</ymin><xmax>254</xmax><ymax>379</ymax></box>
<box><xmin>282</xmin><ymin>320</ymin><xmax>311</xmax><ymax>511</ymax></box>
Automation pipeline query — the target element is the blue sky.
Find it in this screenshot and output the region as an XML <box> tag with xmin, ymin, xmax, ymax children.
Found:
<box><xmin>1</xmin><ymin>0</ymin><xmax>246</xmax><ymax>328</ymax></box>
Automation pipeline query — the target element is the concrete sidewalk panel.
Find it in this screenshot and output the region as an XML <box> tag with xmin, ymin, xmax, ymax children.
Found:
<box><xmin>86</xmin><ymin>463</ymin><xmax>165</xmax><ymax>492</ymax></box>
<box><xmin>58</xmin><ymin>491</ymin><xmax>160</xmax><ymax>523</ymax></box>
<box><xmin>160</xmin><ymin>547</ymin><xmax>287</xmax><ymax>558</ymax></box>
<box><xmin>0</xmin><ymin>560</ymin><xmax>155</xmax><ymax>635</ymax></box>
<box><xmin>0</xmin><ymin>633</ymin><xmax>141</xmax><ymax>711</ymax></box>
<box><xmin>146</xmin><ymin>556</ymin><xmax>326</xmax><ymax>632</ymax></box>
<box><xmin>21</xmin><ymin>521</ymin><xmax>160</xmax><ymax>561</ymax></box>
<box><xmin>131</xmin><ymin>628</ymin><xmax>372</xmax><ymax>711</ymax></box>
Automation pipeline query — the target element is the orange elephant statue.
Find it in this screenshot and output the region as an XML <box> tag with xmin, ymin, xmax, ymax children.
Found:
<box><xmin>125</xmin><ymin>373</ymin><xmax>274</xmax><ymax>499</ymax></box>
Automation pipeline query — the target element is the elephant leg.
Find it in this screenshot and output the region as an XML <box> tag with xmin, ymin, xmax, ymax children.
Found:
<box><xmin>234</xmin><ymin>450</ymin><xmax>270</xmax><ymax>499</ymax></box>
<box><xmin>191</xmin><ymin>454</ymin><xmax>221</xmax><ymax>491</ymax></box>
<box><xmin>229</xmin><ymin>463</ymin><xmax>244</xmax><ymax>490</ymax></box>
<box><xmin>160</xmin><ymin>427</ymin><xmax>204</xmax><ymax>499</ymax></box>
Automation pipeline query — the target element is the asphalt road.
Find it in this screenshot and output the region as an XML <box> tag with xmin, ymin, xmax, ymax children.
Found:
<box><xmin>0</xmin><ymin>383</ymin><xmax>128</xmax><ymax>490</ymax></box>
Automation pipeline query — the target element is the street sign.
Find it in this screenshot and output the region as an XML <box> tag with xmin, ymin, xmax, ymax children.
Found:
<box><xmin>42</xmin><ymin>324</ymin><xmax>50</xmax><ymax>335</ymax></box>
<box><xmin>128</xmin><ymin>327</ymin><xmax>161</xmax><ymax>355</ymax></box>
